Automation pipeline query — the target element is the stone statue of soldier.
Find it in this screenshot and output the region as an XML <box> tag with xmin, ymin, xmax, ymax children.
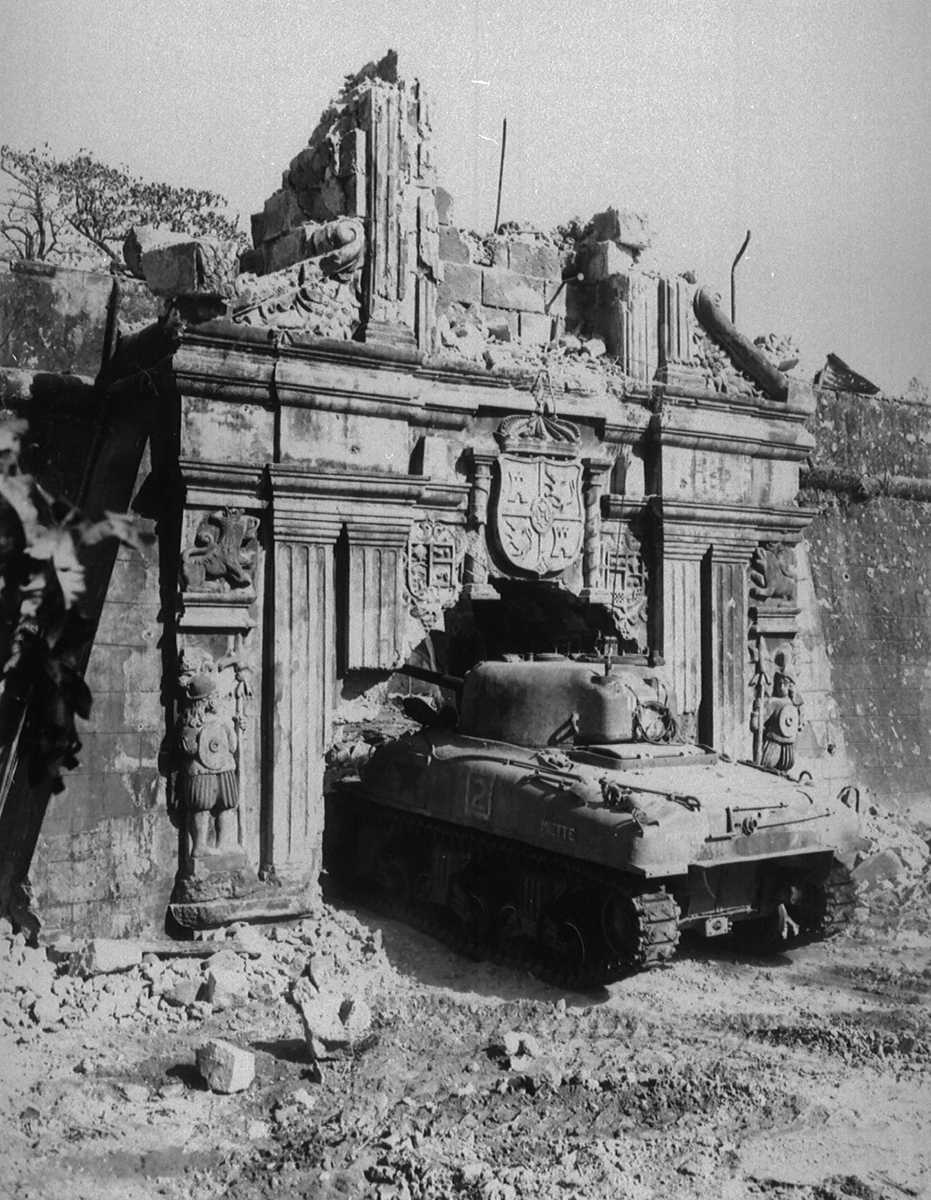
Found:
<box><xmin>174</xmin><ymin>652</ymin><xmax>250</xmax><ymax>862</ymax></box>
<box><xmin>751</xmin><ymin>662</ymin><xmax>804</xmax><ymax>774</ymax></box>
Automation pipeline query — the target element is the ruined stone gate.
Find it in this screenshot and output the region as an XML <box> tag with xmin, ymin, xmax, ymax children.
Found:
<box><xmin>1</xmin><ymin>56</ymin><xmax>848</xmax><ymax>939</ymax></box>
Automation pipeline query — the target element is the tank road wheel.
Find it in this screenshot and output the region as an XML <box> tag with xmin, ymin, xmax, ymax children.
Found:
<box><xmin>539</xmin><ymin>917</ymin><xmax>588</xmax><ymax>985</ymax></box>
<box><xmin>375</xmin><ymin>853</ymin><xmax>413</xmax><ymax>915</ymax></box>
<box><xmin>494</xmin><ymin>900</ymin><xmax>535</xmax><ymax>969</ymax></box>
<box><xmin>456</xmin><ymin>891</ymin><xmax>491</xmax><ymax>957</ymax></box>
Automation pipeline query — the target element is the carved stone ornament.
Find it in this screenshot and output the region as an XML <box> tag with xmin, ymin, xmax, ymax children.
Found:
<box><xmin>602</xmin><ymin>528</ymin><xmax>649</xmax><ymax>651</ymax></box>
<box><xmin>494</xmin><ymin>371</ymin><xmax>582</xmax><ymax>459</ymax></box>
<box><xmin>750</xmin><ymin>542</ymin><xmax>798</xmax><ymax>607</ymax></box>
<box><xmin>181</xmin><ymin>507</ymin><xmax>260</xmax><ymax>596</ymax></box>
<box><xmin>491</xmin><ymin>385</ymin><xmax>585</xmax><ymax>579</ymax></box>
<box><xmin>406</xmin><ymin>519</ymin><xmax>462</xmax><ymax>629</ymax></box>
<box><xmin>493</xmin><ymin>455</ymin><xmax>584</xmax><ymax>577</ymax></box>
<box><xmin>172</xmin><ymin>647</ymin><xmax>253</xmax><ymax>869</ymax></box>
<box><xmin>749</xmin><ymin>643</ymin><xmax>804</xmax><ymax>774</ymax></box>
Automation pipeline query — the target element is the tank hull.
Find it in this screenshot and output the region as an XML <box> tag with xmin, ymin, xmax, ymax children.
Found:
<box><xmin>326</xmin><ymin>727</ymin><xmax>860</xmax><ymax>982</ymax></box>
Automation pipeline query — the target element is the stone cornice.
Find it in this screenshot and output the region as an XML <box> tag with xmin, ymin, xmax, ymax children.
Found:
<box><xmin>268</xmin><ymin>465</ymin><xmax>428</xmax><ymax>543</ymax></box>
<box><xmin>650</xmin><ymin>498</ymin><xmax>816</xmax><ymax>543</ymax></box>
<box><xmin>171</xmin><ymin>325</ymin><xmax>813</xmax><ymax>456</ymax></box>
<box><xmin>178</xmin><ymin>459</ymin><xmax>266</xmax><ymax>508</ymax></box>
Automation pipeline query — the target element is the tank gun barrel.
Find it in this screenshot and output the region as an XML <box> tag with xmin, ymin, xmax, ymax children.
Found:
<box><xmin>397</xmin><ymin>664</ymin><xmax>465</xmax><ymax>693</ymax></box>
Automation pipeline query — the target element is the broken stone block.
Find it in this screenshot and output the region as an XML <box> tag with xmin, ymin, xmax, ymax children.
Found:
<box><xmin>231</xmin><ymin>924</ymin><xmax>270</xmax><ymax>958</ymax></box>
<box><xmin>295</xmin><ymin>988</ymin><xmax>348</xmax><ymax>1054</ymax></box>
<box><xmin>518</xmin><ymin>312</ymin><xmax>555</xmax><ymax>347</ymax></box>
<box><xmin>195</xmin><ymin>1039</ymin><xmax>255</xmax><ymax>1094</ymax></box>
<box><xmin>123</xmin><ymin>225</ymin><xmax>193</xmax><ymax>278</ymax></box>
<box><xmin>507</xmin><ymin>242</ymin><xmax>562</xmax><ymax>280</ymax></box>
<box><xmin>31</xmin><ymin>995</ymin><xmax>62</xmax><ymax>1027</ymax></box>
<box><xmin>71</xmin><ymin>939</ymin><xmax>144</xmax><ymax>978</ymax></box>
<box><xmin>251</xmin><ymin>188</ymin><xmax>307</xmax><ymax>245</ymax></box>
<box><xmin>439</xmin><ymin>226</ymin><xmax>471</xmax><ymax>265</ymax></box>
<box><xmin>138</xmin><ymin>238</ymin><xmax>240</xmax><ymax>299</ymax></box>
<box><xmin>338</xmin><ymin>996</ymin><xmax>373</xmax><ymax>1040</ymax></box>
<box><xmin>502</xmin><ymin>1031</ymin><xmax>542</xmax><ymax>1060</ymax></box>
<box><xmin>482</xmin><ymin>268</ymin><xmax>546</xmax><ymax>314</ymax></box>
<box><xmin>484</xmin><ymin>346</ymin><xmax>517</xmax><ymax>372</ymax></box>
<box><xmin>852</xmin><ymin>848</ymin><xmax>906</xmax><ymax>890</ymax></box>
<box><xmin>435</xmin><ymin>187</ymin><xmax>454</xmax><ymax>225</ymax></box>
<box><xmin>438</xmin><ymin>262</ymin><xmax>482</xmax><ymax>309</ymax></box>
<box><xmin>203</xmin><ymin>948</ymin><xmax>245</xmax><ymax>973</ymax></box>
<box><xmin>205</xmin><ymin>968</ymin><xmax>250</xmax><ymax>1010</ymax></box>
<box><xmin>591</xmin><ymin>207</ymin><xmax>652</xmax><ymax>251</ymax></box>
<box><xmin>119</xmin><ymin>1082</ymin><xmax>149</xmax><ymax>1104</ymax></box>
<box><xmin>580</xmin><ymin>240</ymin><xmax>637</xmax><ymax>281</ymax></box>
<box><xmin>160</xmin><ymin>979</ymin><xmax>201</xmax><ymax>1009</ymax></box>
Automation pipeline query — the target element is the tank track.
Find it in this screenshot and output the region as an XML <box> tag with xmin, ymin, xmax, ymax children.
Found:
<box><xmin>329</xmin><ymin>794</ymin><xmax>680</xmax><ymax>989</ymax></box>
<box><xmin>797</xmin><ymin>859</ymin><xmax>857</xmax><ymax>940</ymax></box>
<box><xmin>732</xmin><ymin>857</ymin><xmax>857</xmax><ymax>953</ymax></box>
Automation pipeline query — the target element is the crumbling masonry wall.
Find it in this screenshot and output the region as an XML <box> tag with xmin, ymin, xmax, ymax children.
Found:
<box><xmin>801</xmin><ymin>389</ymin><xmax>931</xmax><ymax>822</ymax></box>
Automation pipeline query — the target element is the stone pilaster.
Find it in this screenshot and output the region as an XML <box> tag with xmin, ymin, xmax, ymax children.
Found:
<box><xmin>360</xmin><ymin>78</ymin><xmax>438</xmax><ymax>349</ymax></box>
<box><xmin>657</xmin><ymin>532</ymin><xmax>706</xmax><ymax>734</ymax></box>
<box><xmin>266</xmin><ymin>507</ymin><xmax>340</xmax><ymax>890</ymax></box>
<box><xmin>345</xmin><ymin>517</ymin><xmax>412</xmax><ymax>670</ymax></box>
<box><xmin>266</xmin><ymin>468</ymin><xmax>426</xmax><ymax>884</ymax></box>
<box><xmin>579</xmin><ymin>457</ymin><xmax>614</xmax><ymax>598</ymax></box>
<box><xmin>706</xmin><ymin>544</ymin><xmax>753</xmax><ymax>760</ymax></box>
<box><xmin>463</xmin><ymin>454</ymin><xmax>496</xmax><ymax>598</ymax></box>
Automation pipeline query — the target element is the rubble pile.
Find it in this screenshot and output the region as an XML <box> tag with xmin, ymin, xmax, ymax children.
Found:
<box><xmin>850</xmin><ymin>803</ymin><xmax>931</xmax><ymax>933</ymax></box>
<box><xmin>0</xmin><ymin>906</ymin><xmax>398</xmax><ymax>1039</ymax></box>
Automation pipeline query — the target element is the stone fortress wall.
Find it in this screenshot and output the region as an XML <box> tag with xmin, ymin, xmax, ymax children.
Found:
<box><xmin>2</xmin><ymin>53</ymin><xmax>929</xmax><ymax>941</ymax></box>
<box><xmin>796</xmin><ymin>389</ymin><xmax>931</xmax><ymax>823</ymax></box>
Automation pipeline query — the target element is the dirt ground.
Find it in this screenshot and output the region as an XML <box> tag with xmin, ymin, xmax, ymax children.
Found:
<box><xmin>2</xmin><ymin>857</ymin><xmax>930</xmax><ymax>1200</ymax></box>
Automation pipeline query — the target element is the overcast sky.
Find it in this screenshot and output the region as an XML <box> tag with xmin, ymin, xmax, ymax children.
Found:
<box><xmin>1</xmin><ymin>0</ymin><xmax>928</xmax><ymax>394</ymax></box>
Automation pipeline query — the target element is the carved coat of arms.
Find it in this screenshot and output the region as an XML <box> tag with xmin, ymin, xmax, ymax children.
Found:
<box><xmin>406</xmin><ymin>520</ymin><xmax>462</xmax><ymax>629</ymax></box>
<box><xmin>493</xmin><ymin>455</ymin><xmax>584</xmax><ymax>577</ymax></box>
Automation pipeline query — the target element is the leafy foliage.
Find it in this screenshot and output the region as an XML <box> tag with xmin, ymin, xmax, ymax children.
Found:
<box><xmin>0</xmin><ymin>418</ymin><xmax>153</xmax><ymax>794</ymax></box>
<box><xmin>0</xmin><ymin>144</ymin><xmax>245</xmax><ymax>269</ymax></box>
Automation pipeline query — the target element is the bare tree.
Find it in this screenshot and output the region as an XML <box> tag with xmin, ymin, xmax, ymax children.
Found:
<box><xmin>1</xmin><ymin>144</ymin><xmax>245</xmax><ymax>269</ymax></box>
<box><xmin>0</xmin><ymin>145</ymin><xmax>67</xmax><ymax>262</ymax></box>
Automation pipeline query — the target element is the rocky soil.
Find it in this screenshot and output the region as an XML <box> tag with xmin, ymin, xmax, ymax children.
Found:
<box><xmin>2</xmin><ymin>807</ymin><xmax>929</xmax><ymax>1200</ymax></box>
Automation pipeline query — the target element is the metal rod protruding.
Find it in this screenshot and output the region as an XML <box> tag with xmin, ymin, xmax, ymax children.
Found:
<box><xmin>494</xmin><ymin>117</ymin><xmax>508</xmax><ymax>232</ymax></box>
<box><xmin>730</xmin><ymin>229</ymin><xmax>751</xmax><ymax>323</ymax></box>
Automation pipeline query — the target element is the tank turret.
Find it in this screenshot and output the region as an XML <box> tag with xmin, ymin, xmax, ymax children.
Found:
<box><xmin>456</xmin><ymin>656</ymin><xmax>677</xmax><ymax>747</ymax></box>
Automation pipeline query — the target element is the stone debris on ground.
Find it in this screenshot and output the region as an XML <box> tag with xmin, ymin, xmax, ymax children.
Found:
<box><xmin>0</xmin><ymin>905</ymin><xmax>396</xmax><ymax>1038</ymax></box>
<box><xmin>196</xmin><ymin>1039</ymin><xmax>256</xmax><ymax>1094</ymax></box>
<box><xmin>0</xmin><ymin>820</ymin><xmax>929</xmax><ymax>1199</ymax></box>
<box><xmin>851</xmin><ymin>801</ymin><xmax>931</xmax><ymax>934</ymax></box>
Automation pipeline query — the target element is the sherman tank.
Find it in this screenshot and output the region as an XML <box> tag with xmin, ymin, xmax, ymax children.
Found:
<box><xmin>326</xmin><ymin>654</ymin><xmax>860</xmax><ymax>985</ymax></box>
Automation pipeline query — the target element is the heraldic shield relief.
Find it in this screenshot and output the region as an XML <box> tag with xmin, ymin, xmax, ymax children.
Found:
<box><xmin>493</xmin><ymin>454</ymin><xmax>585</xmax><ymax>576</ymax></box>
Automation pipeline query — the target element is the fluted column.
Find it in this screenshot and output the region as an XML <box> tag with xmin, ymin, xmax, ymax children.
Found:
<box><xmin>267</xmin><ymin>512</ymin><xmax>340</xmax><ymax>888</ymax></box>
<box><xmin>658</xmin><ymin>533</ymin><xmax>706</xmax><ymax>735</ymax></box>
<box><xmin>707</xmin><ymin>545</ymin><xmax>753</xmax><ymax>760</ymax></box>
